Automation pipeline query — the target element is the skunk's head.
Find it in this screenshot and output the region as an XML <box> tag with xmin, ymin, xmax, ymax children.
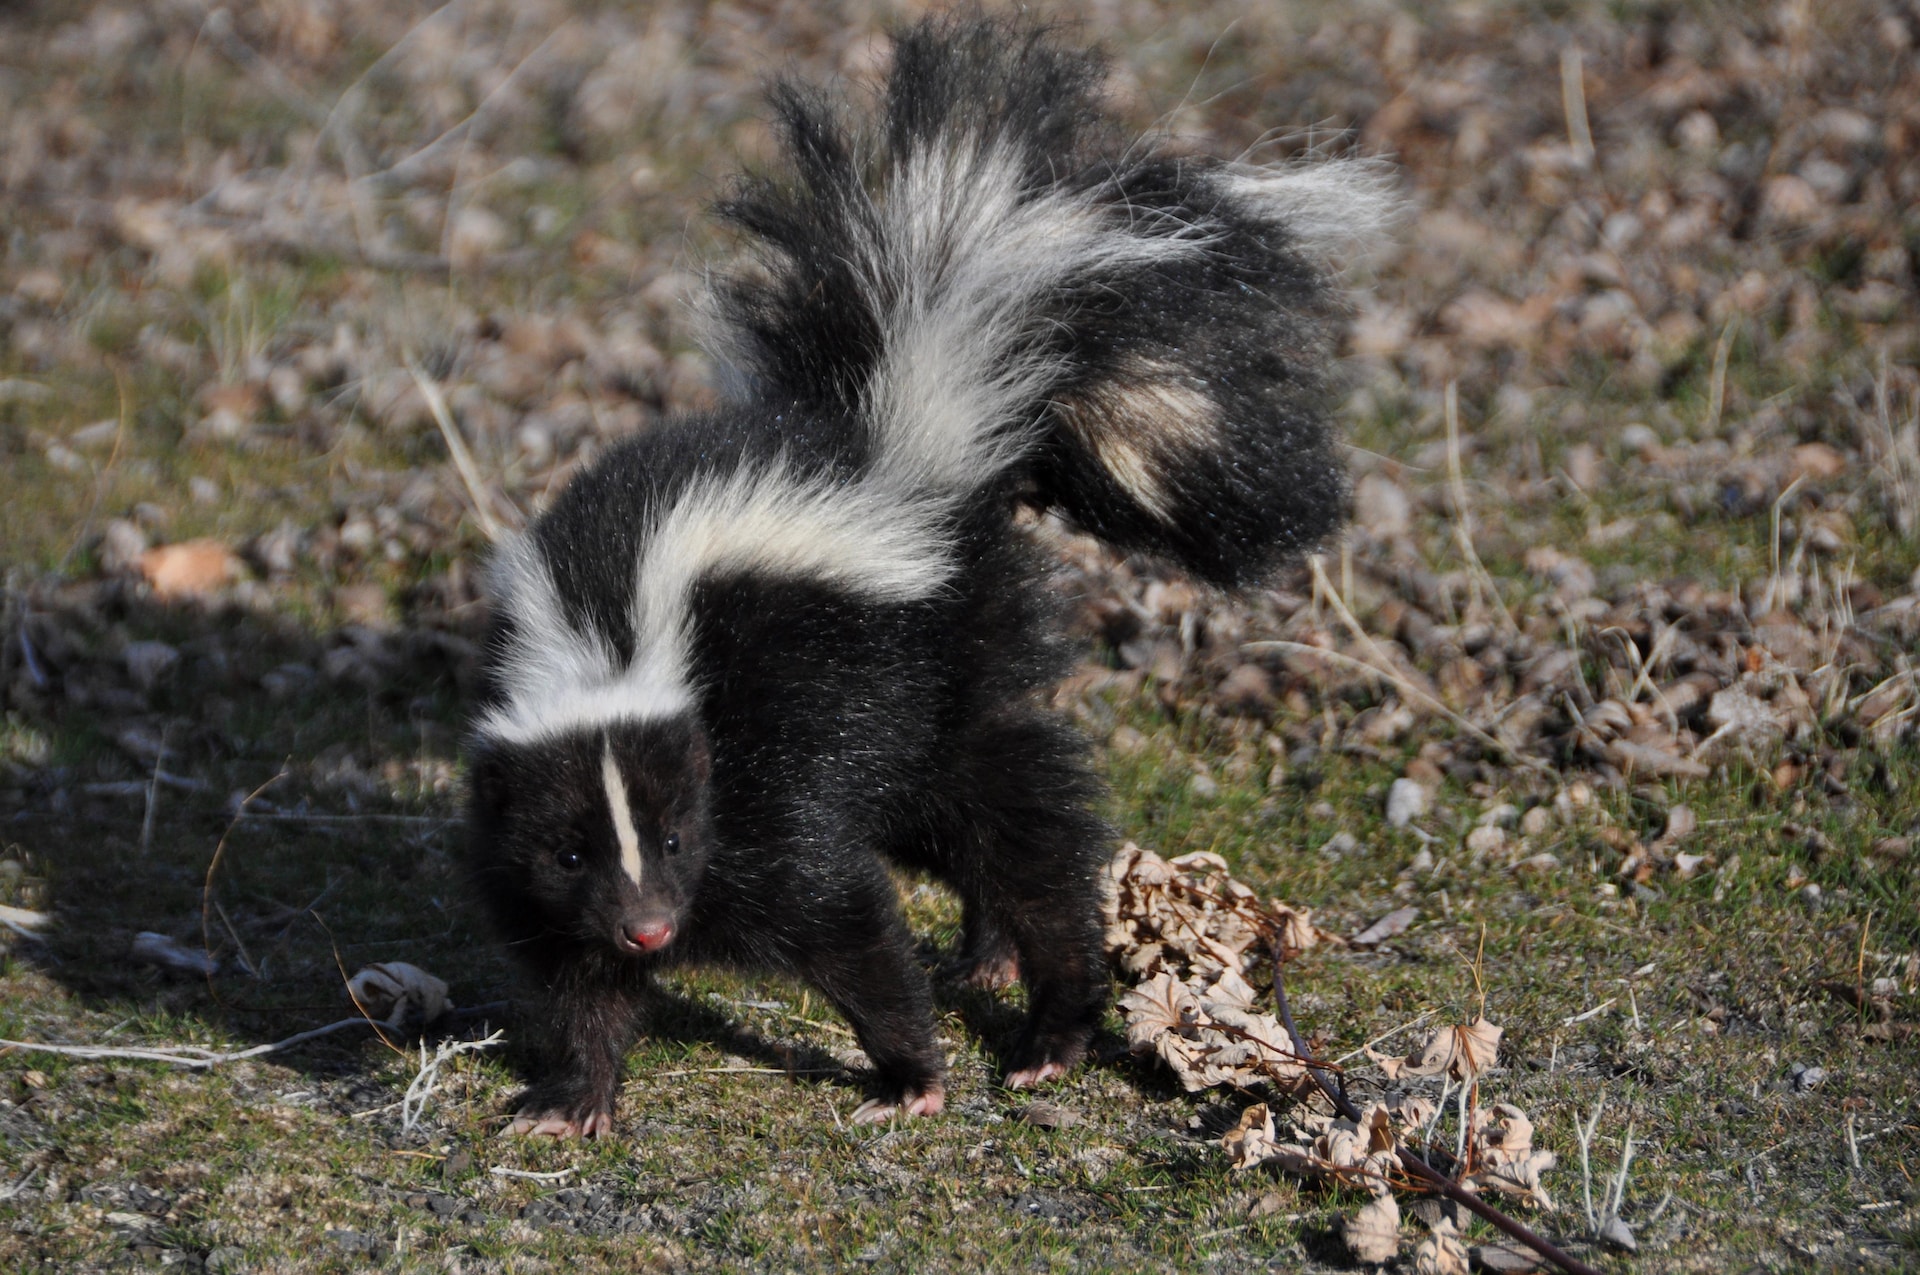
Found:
<box><xmin>467</xmin><ymin>716</ymin><xmax>714</xmax><ymax>958</ymax></box>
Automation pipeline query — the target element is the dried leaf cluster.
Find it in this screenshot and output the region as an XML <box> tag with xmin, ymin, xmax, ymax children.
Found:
<box><xmin>1106</xmin><ymin>844</ymin><xmax>1563</xmax><ymax>1267</ymax></box>
<box><xmin>1104</xmin><ymin>844</ymin><xmax>1325</xmax><ymax>1093</ymax></box>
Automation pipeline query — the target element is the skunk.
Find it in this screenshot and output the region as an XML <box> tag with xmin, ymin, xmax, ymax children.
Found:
<box><xmin>465</xmin><ymin>17</ymin><xmax>1394</xmax><ymax>1135</ymax></box>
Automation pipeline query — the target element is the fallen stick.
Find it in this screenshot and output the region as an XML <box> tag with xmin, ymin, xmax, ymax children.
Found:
<box><xmin>0</xmin><ymin>1017</ymin><xmax>375</xmax><ymax>1068</ymax></box>
<box><xmin>1270</xmin><ymin>945</ymin><xmax>1605</xmax><ymax>1275</ymax></box>
<box><xmin>0</xmin><ymin>1004</ymin><xmax>510</xmax><ymax>1070</ymax></box>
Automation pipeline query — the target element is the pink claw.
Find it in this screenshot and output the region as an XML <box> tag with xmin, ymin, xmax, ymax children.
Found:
<box><xmin>850</xmin><ymin>1083</ymin><xmax>946</xmax><ymax>1124</ymax></box>
<box><xmin>1005</xmin><ymin>1061</ymin><xmax>1068</xmax><ymax>1089</ymax></box>
<box><xmin>961</xmin><ymin>954</ymin><xmax>1021</xmax><ymax>991</ymax></box>
<box><xmin>506</xmin><ymin>1108</ymin><xmax>613</xmax><ymax>1138</ymax></box>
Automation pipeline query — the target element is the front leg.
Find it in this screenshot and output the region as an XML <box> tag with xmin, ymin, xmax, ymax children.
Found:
<box><xmin>509</xmin><ymin>955</ymin><xmax>649</xmax><ymax>1138</ymax></box>
<box><xmin>781</xmin><ymin>865</ymin><xmax>945</xmax><ymax>1124</ymax></box>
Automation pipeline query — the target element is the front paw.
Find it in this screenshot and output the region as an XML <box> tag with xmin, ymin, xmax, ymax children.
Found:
<box><xmin>850</xmin><ymin>1081</ymin><xmax>945</xmax><ymax>1125</ymax></box>
<box><xmin>1005</xmin><ymin>1031</ymin><xmax>1089</xmax><ymax>1089</ymax></box>
<box><xmin>507</xmin><ymin>1105</ymin><xmax>614</xmax><ymax>1138</ymax></box>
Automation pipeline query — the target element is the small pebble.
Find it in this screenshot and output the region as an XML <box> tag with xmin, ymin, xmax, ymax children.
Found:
<box><xmin>1619</xmin><ymin>422</ymin><xmax>1661</xmax><ymax>455</ymax></box>
<box><xmin>1597</xmin><ymin>1214</ymin><xmax>1639</xmax><ymax>1253</ymax></box>
<box><xmin>1319</xmin><ymin>832</ymin><xmax>1358</xmax><ymax>858</ymax></box>
<box><xmin>1386</xmin><ymin>777</ymin><xmax>1428</xmax><ymax>828</ymax></box>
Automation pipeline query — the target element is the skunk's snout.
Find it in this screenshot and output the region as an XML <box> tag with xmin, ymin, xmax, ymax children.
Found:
<box><xmin>617</xmin><ymin>919</ymin><xmax>675</xmax><ymax>955</ymax></box>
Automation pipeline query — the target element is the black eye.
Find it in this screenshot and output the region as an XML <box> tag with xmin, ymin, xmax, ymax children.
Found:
<box><xmin>663</xmin><ymin>833</ymin><xmax>681</xmax><ymax>856</ymax></box>
<box><xmin>555</xmin><ymin>848</ymin><xmax>582</xmax><ymax>870</ymax></box>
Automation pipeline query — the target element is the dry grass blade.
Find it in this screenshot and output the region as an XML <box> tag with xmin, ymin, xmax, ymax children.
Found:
<box><xmin>1560</xmin><ymin>47</ymin><xmax>1593</xmax><ymax>166</ymax></box>
<box><xmin>1246</xmin><ymin>635</ymin><xmax>1535</xmax><ymax>768</ymax></box>
<box><xmin>406</xmin><ymin>356</ymin><xmax>517</xmax><ymax>543</ymax></box>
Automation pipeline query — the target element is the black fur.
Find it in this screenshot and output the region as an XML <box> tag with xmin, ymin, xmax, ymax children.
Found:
<box><xmin>465</xmin><ymin>16</ymin><xmax>1385</xmax><ymax>1133</ymax></box>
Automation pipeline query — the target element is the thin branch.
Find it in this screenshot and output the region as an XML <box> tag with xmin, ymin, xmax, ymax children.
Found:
<box><xmin>1560</xmin><ymin>47</ymin><xmax>1594</xmax><ymax>166</ymax></box>
<box><xmin>0</xmin><ymin>1016</ymin><xmax>380</xmax><ymax>1068</ymax></box>
<box><xmin>1576</xmin><ymin>1098</ymin><xmax>1606</xmax><ymax>1227</ymax></box>
<box><xmin>1271</xmin><ymin>946</ymin><xmax>1603</xmax><ymax>1275</ymax></box>
<box><xmin>403</xmin><ymin>1030</ymin><xmax>505</xmax><ymax>1131</ymax></box>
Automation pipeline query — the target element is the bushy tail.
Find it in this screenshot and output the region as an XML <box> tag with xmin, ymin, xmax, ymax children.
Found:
<box><xmin>707</xmin><ymin>18</ymin><xmax>1398</xmax><ymax>588</ymax></box>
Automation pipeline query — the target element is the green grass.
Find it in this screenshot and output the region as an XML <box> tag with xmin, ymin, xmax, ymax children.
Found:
<box><xmin>3</xmin><ymin>0</ymin><xmax>1919</xmax><ymax>1270</ymax></box>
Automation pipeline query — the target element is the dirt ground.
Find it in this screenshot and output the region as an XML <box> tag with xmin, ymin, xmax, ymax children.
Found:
<box><xmin>1</xmin><ymin>1</ymin><xmax>1916</xmax><ymax>1271</ymax></box>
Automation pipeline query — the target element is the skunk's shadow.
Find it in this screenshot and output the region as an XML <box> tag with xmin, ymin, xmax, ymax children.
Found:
<box><xmin>4</xmin><ymin>576</ymin><xmax>495</xmax><ymax>1088</ymax></box>
<box><xmin>482</xmin><ymin>938</ymin><xmax>1139</xmax><ymax>1121</ymax></box>
<box><xmin>6</xmin><ymin>580</ymin><xmax>1148</xmax><ymax>1119</ymax></box>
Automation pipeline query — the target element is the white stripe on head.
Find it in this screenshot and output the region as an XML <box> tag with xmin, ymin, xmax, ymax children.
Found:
<box><xmin>474</xmin><ymin>534</ymin><xmax>695</xmax><ymax>744</ymax></box>
<box><xmin>601</xmin><ymin>739</ymin><xmax>644</xmax><ymax>888</ymax></box>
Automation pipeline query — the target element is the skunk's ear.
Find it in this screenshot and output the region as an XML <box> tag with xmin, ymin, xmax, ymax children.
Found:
<box><xmin>467</xmin><ymin>743</ymin><xmax>514</xmax><ymax>817</ymax></box>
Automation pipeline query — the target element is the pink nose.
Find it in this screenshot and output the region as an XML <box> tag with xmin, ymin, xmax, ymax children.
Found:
<box><xmin>626</xmin><ymin>921</ymin><xmax>674</xmax><ymax>952</ymax></box>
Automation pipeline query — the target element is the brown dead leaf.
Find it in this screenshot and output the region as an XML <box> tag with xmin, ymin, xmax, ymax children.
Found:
<box><xmin>1352</xmin><ymin>905</ymin><xmax>1418</xmax><ymax>948</ymax></box>
<box><xmin>1464</xmin><ymin>1148</ymin><xmax>1558</xmax><ymax>1210</ymax></box>
<box><xmin>1400</xmin><ymin>1018</ymin><xmax>1503</xmax><ymax>1082</ymax></box>
<box><xmin>1117</xmin><ymin>971</ymin><xmax>1196</xmax><ymax>1053</ymax></box>
<box><xmin>1345</xmin><ymin>1192</ymin><xmax>1401</xmax><ymax>1264</ymax></box>
<box><xmin>1412</xmin><ymin>1219</ymin><xmax>1472</xmax><ymax>1275</ymax></box>
<box><xmin>1223</xmin><ymin>1102</ymin><xmax>1278</xmax><ymax>1170</ymax></box>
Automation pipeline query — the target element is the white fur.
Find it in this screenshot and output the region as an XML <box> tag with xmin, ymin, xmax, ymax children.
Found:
<box><xmin>625</xmin><ymin>460</ymin><xmax>953</xmax><ymax>696</ymax></box>
<box><xmin>601</xmin><ymin>742</ymin><xmax>644</xmax><ymax>888</ymax></box>
<box><xmin>858</xmin><ymin>140</ymin><xmax>1210</xmax><ymax>495</ymax></box>
<box><xmin>475</xmin><ymin>461</ymin><xmax>954</xmax><ymax>746</ymax></box>
<box><xmin>473</xmin><ymin>533</ymin><xmax>692</xmax><ymax>745</ymax></box>
<box><xmin>1216</xmin><ymin>158</ymin><xmax>1404</xmax><ymax>266</ymax></box>
<box><xmin>1055</xmin><ymin>361</ymin><xmax>1221</xmax><ymax>522</ymax></box>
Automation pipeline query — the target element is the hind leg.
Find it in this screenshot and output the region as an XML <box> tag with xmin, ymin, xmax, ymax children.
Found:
<box><xmin>937</xmin><ymin>713</ymin><xmax>1111</xmax><ymax>1087</ymax></box>
<box><xmin>953</xmin><ymin>906</ymin><xmax>1020</xmax><ymax>990</ymax></box>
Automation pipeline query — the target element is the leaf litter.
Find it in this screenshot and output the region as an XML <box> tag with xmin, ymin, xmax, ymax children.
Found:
<box><xmin>1106</xmin><ymin>842</ymin><xmax>1575</xmax><ymax>1268</ymax></box>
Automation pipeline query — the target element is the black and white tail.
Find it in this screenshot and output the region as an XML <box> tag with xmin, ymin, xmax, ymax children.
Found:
<box><xmin>708</xmin><ymin>18</ymin><xmax>1399</xmax><ymax>588</ymax></box>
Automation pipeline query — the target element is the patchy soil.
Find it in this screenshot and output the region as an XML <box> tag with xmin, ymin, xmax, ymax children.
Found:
<box><xmin>1</xmin><ymin>0</ymin><xmax>1917</xmax><ymax>1271</ymax></box>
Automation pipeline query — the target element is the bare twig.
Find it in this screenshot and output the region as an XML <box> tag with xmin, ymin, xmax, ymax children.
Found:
<box><xmin>0</xmin><ymin>1016</ymin><xmax>383</xmax><ymax>1068</ymax></box>
<box><xmin>1561</xmin><ymin>997</ymin><xmax>1616</xmax><ymax>1027</ymax></box>
<box><xmin>1444</xmin><ymin>383</ymin><xmax>1519</xmax><ymax>636</ymax></box>
<box><xmin>1606</xmin><ymin>1120</ymin><xmax>1637</xmax><ymax>1217</ymax></box>
<box><xmin>1271</xmin><ymin>947</ymin><xmax>1603</xmax><ymax>1275</ymax></box>
<box><xmin>202</xmin><ymin>769</ymin><xmax>288</xmax><ymax>981</ymax></box>
<box><xmin>1706</xmin><ymin>320</ymin><xmax>1736</xmax><ymax>434</ymax></box>
<box><xmin>402</xmin><ymin>1030</ymin><xmax>505</xmax><ymax>1131</ymax></box>
<box><xmin>1330</xmin><ymin>1009</ymin><xmax>1439</xmax><ymax>1065</ymax></box>
<box><xmin>1245</xmin><ymin>636</ymin><xmax>1535</xmax><ymax>768</ymax></box>
<box><xmin>650</xmin><ymin>1065</ymin><xmax>843</xmax><ymax>1079</ymax></box>
<box><xmin>1575</xmin><ymin>1098</ymin><xmax>1606</xmax><ymax>1227</ymax></box>
<box><xmin>0</xmin><ymin>904</ymin><xmax>50</xmax><ymax>939</ymax></box>
<box><xmin>490</xmin><ymin>1165</ymin><xmax>575</xmax><ymax>1182</ymax></box>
